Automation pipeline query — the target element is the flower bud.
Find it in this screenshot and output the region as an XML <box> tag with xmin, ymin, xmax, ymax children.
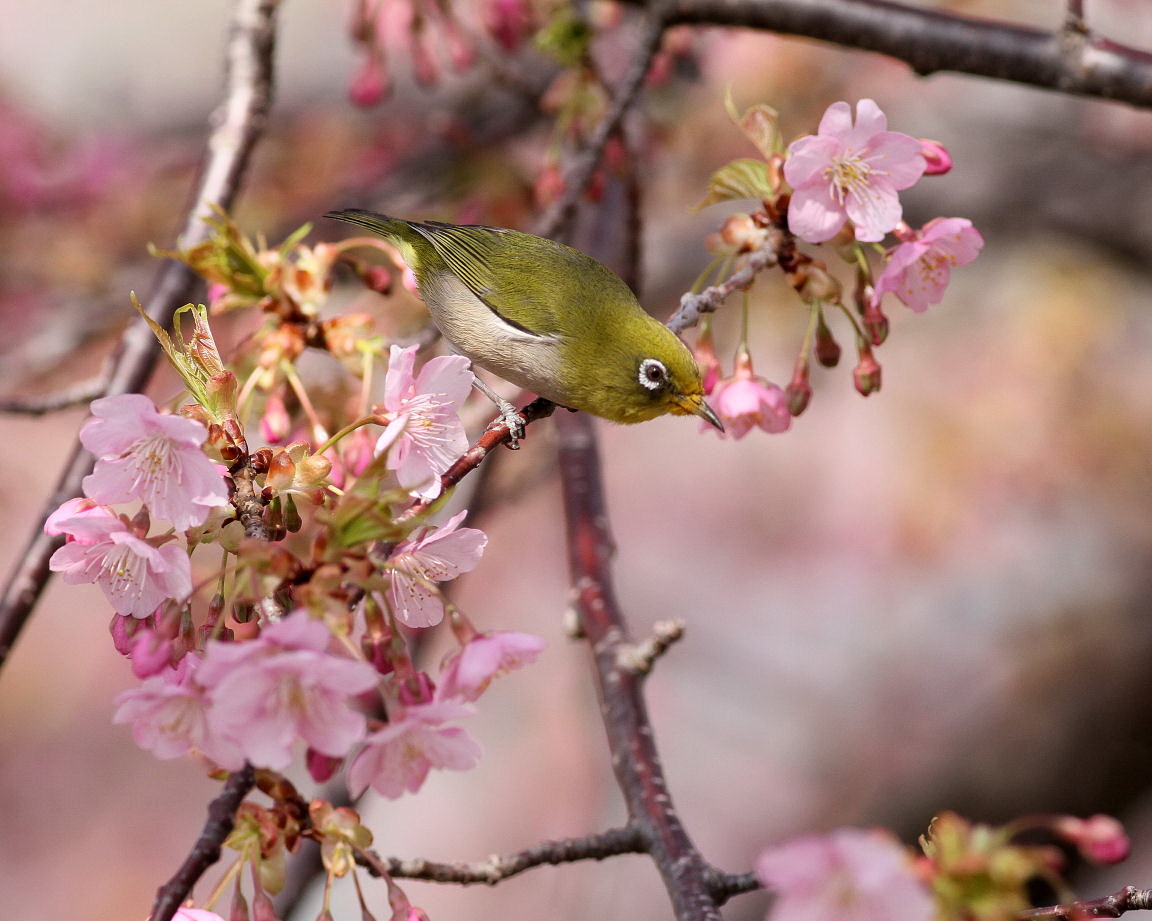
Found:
<box><xmin>853</xmin><ymin>346</ymin><xmax>882</xmax><ymax>396</ymax></box>
<box><xmin>260</xmin><ymin>393</ymin><xmax>292</xmax><ymax>444</ymax></box>
<box><xmin>814</xmin><ymin>315</ymin><xmax>841</xmax><ymax>367</ymax></box>
<box><xmin>799</xmin><ymin>262</ymin><xmax>842</xmax><ymax>303</ymax></box>
<box><xmin>786</xmin><ymin>362</ymin><xmax>812</xmax><ymax>417</ymax></box>
<box><xmin>230</xmin><ymin>888</ymin><xmax>251</xmax><ymax>921</ymax></box>
<box><xmin>265</xmin><ymin>448</ymin><xmax>297</xmax><ymax>492</ymax></box>
<box><xmin>306</xmin><ymin>748</ymin><xmax>343</xmax><ymax>784</ymax></box>
<box><xmin>919</xmin><ymin>139</ymin><xmax>953</xmax><ymax>175</ymax></box>
<box><xmin>1053</xmin><ymin>815</ymin><xmax>1130</xmax><ymax>865</ymax></box>
<box><xmin>349</xmin><ymin>54</ymin><xmax>390</xmax><ymax>108</ymax></box>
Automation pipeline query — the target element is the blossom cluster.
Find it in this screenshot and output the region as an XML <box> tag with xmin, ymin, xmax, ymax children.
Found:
<box><xmin>694</xmin><ymin>97</ymin><xmax>984</xmax><ymax>438</ymax></box>
<box><xmin>45</xmin><ymin>318</ymin><xmax>544</xmax><ymax>805</ymax></box>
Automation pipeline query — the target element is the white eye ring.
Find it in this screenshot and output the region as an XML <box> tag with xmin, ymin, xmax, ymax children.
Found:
<box><xmin>638</xmin><ymin>358</ymin><xmax>668</xmax><ymax>391</ymax></box>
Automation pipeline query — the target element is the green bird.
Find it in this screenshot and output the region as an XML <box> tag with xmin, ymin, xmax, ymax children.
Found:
<box><xmin>327</xmin><ymin>209</ymin><xmax>722</xmax><ymax>430</ymax></box>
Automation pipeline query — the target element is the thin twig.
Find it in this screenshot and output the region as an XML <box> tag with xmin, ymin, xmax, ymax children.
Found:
<box><xmin>150</xmin><ymin>765</ymin><xmax>257</xmax><ymax>921</ymax></box>
<box><xmin>668</xmin><ymin>233</ymin><xmax>785</xmax><ymax>334</ymax></box>
<box><xmin>0</xmin><ymin>0</ymin><xmax>282</xmax><ymax>673</ymax></box>
<box><xmin>357</xmin><ymin>826</ymin><xmax>646</xmax><ymax>885</ymax></box>
<box><xmin>537</xmin><ymin>15</ymin><xmax>668</xmax><ymax>240</ymax></box>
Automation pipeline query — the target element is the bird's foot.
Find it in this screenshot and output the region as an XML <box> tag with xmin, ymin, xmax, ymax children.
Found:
<box><xmin>490</xmin><ymin>399</ymin><xmax>525</xmax><ymax>448</ymax></box>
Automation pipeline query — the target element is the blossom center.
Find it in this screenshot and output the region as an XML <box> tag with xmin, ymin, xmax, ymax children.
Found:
<box><xmin>825</xmin><ymin>149</ymin><xmax>875</xmax><ymax>205</ymax></box>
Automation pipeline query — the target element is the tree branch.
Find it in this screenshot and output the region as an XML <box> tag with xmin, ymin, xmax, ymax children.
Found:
<box><xmin>0</xmin><ymin>0</ymin><xmax>282</xmax><ymax>673</ymax></box>
<box><xmin>641</xmin><ymin>0</ymin><xmax>1152</xmax><ymax>109</ymax></box>
<box><xmin>358</xmin><ymin>825</ymin><xmax>645</xmax><ymax>886</ymax></box>
<box><xmin>1020</xmin><ymin>887</ymin><xmax>1152</xmax><ymax>920</ymax></box>
<box><xmin>150</xmin><ymin>765</ymin><xmax>257</xmax><ymax>921</ymax></box>
<box><xmin>537</xmin><ymin>15</ymin><xmax>668</xmax><ymax>241</ymax></box>
<box><xmin>556</xmin><ymin>410</ymin><xmax>724</xmax><ymax>921</ymax></box>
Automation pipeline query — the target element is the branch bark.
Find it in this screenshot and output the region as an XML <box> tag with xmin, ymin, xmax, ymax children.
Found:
<box><xmin>150</xmin><ymin>765</ymin><xmax>256</xmax><ymax>921</ymax></box>
<box><xmin>0</xmin><ymin>0</ymin><xmax>282</xmax><ymax>672</ymax></box>
<box><xmin>556</xmin><ymin>410</ymin><xmax>723</xmax><ymax>921</ymax></box>
<box><xmin>643</xmin><ymin>0</ymin><xmax>1152</xmax><ymax>108</ymax></box>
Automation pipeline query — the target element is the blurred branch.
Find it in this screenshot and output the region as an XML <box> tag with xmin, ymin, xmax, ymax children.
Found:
<box><xmin>1021</xmin><ymin>887</ymin><xmax>1152</xmax><ymax>920</ymax></box>
<box><xmin>0</xmin><ymin>0</ymin><xmax>282</xmax><ymax>672</ymax></box>
<box><xmin>0</xmin><ymin>377</ymin><xmax>106</xmax><ymax>415</ymax></box>
<box><xmin>640</xmin><ymin>0</ymin><xmax>1152</xmax><ymax>108</ymax></box>
<box><xmin>537</xmin><ymin>15</ymin><xmax>667</xmax><ymax>241</ymax></box>
<box><xmin>150</xmin><ymin>765</ymin><xmax>257</xmax><ymax>921</ymax></box>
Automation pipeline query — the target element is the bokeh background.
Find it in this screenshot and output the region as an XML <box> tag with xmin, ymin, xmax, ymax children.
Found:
<box><xmin>2</xmin><ymin>1</ymin><xmax>1152</xmax><ymax>919</ymax></box>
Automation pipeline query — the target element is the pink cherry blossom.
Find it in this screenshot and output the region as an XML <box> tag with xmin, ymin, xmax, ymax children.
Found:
<box><xmin>80</xmin><ymin>393</ymin><xmax>229</xmax><ymax>531</ymax></box>
<box><xmin>113</xmin><ymin>658</ymin><xmax>244</xmax><ymax>769</ymax></box>
<box><xmin>46</xmin><ymin>499</ymin><xmax>193</xmax><ymax>617</ymax></box>
<box><xmin>707</xmin><ymin>351</ymin><xmax>791</xmax><ymax>439</ymax></box>
<box><xmin>346</xmin><ymin>700</ymin><xmax>482</xmax><ymax>798</ymax></box>
<box><xmin>784</xmin><ymin>99</ymin><xmax>926</xmax><ymax>243</ymax></box>
<box><xmin>386</xmin><ymin>511</ymin><xmax>487</xmax><ymax>628</ymax></box>
<box><xmin>196</xmin><ymin>611</ymin><xmax>380</xmax><ymax>770</ymax></box>
<box><xmin>872</xmin><ymin>217</ymin><xmax>984</xmax><ymax>312</ymax></box>
<box><xmin>376</xmin><ymin>344</ymin><xmax>473</xmax><ymax>499</ymax></box>
<box><xmin>174</xmin><ymin>909</ymin><xmax>227</xmax><ymax>921</ymax></box>
<box><xmin>755</xmin><ymin>828</ymin><xmax>934</xmax><ymax>921</ymax></box>
<box><xmin>437</xmin><ymin>631</ymin><xmax>545</xmax><ymax>702</ymax></box>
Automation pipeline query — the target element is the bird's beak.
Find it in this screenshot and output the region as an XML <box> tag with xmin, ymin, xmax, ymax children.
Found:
<box><xmin>674</xmin><ymin>392</ymin><xmax>724</xmax><ymax>432</ymax></box>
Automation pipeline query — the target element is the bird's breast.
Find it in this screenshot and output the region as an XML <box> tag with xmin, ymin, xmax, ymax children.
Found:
<box><xmin>420</xmin><ymin>271</ymin><xmax>572</xmax><ymax>405</ymax></box>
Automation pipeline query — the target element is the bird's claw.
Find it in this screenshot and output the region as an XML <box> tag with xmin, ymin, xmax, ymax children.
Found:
<box><xmin>494</xmin><ymin>400</ymin><xmax>525</xmax><ymax>448</ymax></box>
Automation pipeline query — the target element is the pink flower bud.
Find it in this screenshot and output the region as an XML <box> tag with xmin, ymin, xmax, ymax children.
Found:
<box><xmin>786</xmin><ymin>363</ymin><xmax>812</xmax><ymax>417</ymax></box>
<box><xmin>814</xmin><ymin>317</ymin><xmax>841</xmax><ymax>368</ymax></box>
<box><xmin>260</xmin><ymin>393</ymin><xmax>292</xmax><ymax>444</ymax></box>
<box><xmin>1054</xmin><ymin>815</ymin><xmax>1130</xmax><ymax>865</ymax></box>
<box><xmin>853</xmin><ymin>348</ymin><xmax>882</xmax><ymax>396</ymax></box>
<box><xmin>307</xmin><ymin>748</ymin><xmax>344</xmax><ymax>784</ymax></box>
<box><xmin>349</xmin><ymin>55</ymin><xmax>390</xmax><ymax>108</ymax></box>
<box><xmin>919</xmin><ymin>139</ymin><xmax>953</xmax><ymax>175</ymax></box>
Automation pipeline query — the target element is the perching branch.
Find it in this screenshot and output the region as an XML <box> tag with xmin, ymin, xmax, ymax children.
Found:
<box><xmin>640</xmin><ymin>0</ymin><xmax>1152</xmax><ymax>109</ymax></box>
<box><xmin>0</xmin><ymin>0</ymin><xmax>282</xmax><ymax>672</ymax></box>
<box><xmin>394</xmin><ymin>396</ymin><xmax>559</xmax><ymax>526</ymax></box>
<box><xmin>150</xmin><ymin>765</ymin><xmax>257</xmax><ymax>921</ymax></box>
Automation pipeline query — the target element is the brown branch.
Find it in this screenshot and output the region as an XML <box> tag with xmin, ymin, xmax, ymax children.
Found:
<box><xmin>357</xmin><ymin>825</ymin><xmax>645</xmax><ymax>886</ymax></box>
<box><xmin>150</xmin><ymin>765</ymin><xmax>257</xmax><ymax>921</ymax></box>
<box><xmin>1020</xmin><ymin>887</ymin><xmax>1152</xmax><ymax>920</ymax></box>
<box><xmin>555</xmin><ymin>410</ymin><xmax>723</xmax><ymax>921</ymax></box>
<box><xmin>638</xmin><ymin>0</ymin><xmax>1152</xmax><ymax>109</ymax></box>
<box><xmin>0</xmin><ymin>0</ymin><xmax>281</xmax><ymax>673</ymax></box>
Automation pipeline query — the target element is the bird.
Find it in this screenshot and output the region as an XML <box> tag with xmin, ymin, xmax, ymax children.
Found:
<box><xmin>326</xmin><ymin>209</ymin><xmax>722</xmax><ymax>432</ymax></box>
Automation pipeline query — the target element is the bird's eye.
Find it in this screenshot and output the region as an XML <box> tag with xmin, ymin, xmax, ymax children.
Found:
<box><xmin>637</xmin><ymin>358</ymin><xmax>668</xmax><ymax>391</ymax></box>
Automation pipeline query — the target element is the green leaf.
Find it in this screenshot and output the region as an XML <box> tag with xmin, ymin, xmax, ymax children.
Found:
<box><xmin>693</xmin><ymin>158</ymin><xmax>773</xmax><ymax>210</ymax></box>
<box><xmin>724</xmin><ymin>89</ymin><xmax>781</xmax><ymax>160</ymax></box>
